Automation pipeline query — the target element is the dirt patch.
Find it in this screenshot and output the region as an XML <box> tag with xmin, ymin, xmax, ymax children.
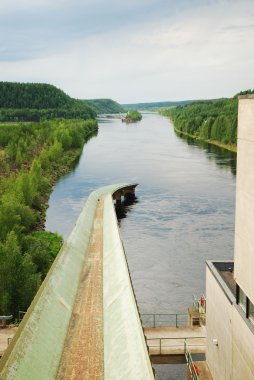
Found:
<box><xmin>0</xmin><ymin>326</ymin><xmax>18</xmax><ymax>357</ymax></box>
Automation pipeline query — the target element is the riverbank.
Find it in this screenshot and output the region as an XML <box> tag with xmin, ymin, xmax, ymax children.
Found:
<box><xmin>173</xmin><ymin>125</ymin><xmax>237</xmax><ymax>153</ymax></box>
<box><xmin>37</xmin><ymin>131</ymin><xmax>97</xmax><ymax>229</ymax></box>
<box><xmin>159</xmin><ymin>98</ymin><xmax>238</xmax><ymax>152</ymax></box>
<box><xmin>36</xmin><ymin>147</ymin><xmax>83</xmax><ymax>229</ymax></box>
<box><xmin>0</xmin><ymin>118</ymin><xmax>98</xmax><ymax>318</ymax></box>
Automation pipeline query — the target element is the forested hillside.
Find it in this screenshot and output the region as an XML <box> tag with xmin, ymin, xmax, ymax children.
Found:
<box><xmin>83</xmin><ymin>98</ymin><xmax>124</xmax><ymax>114</ymax></box>
<box><xmin>0</xmin><ymin>118</ymin><xmax>98</xmax><ymax>317</ymax></box>
<box><xmin>0</xmin><ymin>82</ymin><xmax>96</xmax><ymax>121</ymax></box>
<box><xmin>123</xmin><ymin>99</ymin><xmax>205</xmax><ymax>111</ymax></box>
<box><xmin>160</xmin><ymin>90</ymin><xmax>254</xmax><ymax>150</ymax></box>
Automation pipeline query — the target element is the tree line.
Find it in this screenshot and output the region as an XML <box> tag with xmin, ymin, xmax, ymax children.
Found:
<box><xmin>0</xmin><ymin>82</ymin><xmax>96</xmax><ymax>122</ymax></box>
<box><xmin>160</xmin><ymin>90</ymin><xmax>254</xmax><ymax>148</ymax></box>
<box><xmin>123</xmin><ymin>100</ymin><xmax>196</xmax><ymax>111</ymax></box>
<box><xmin>0</xmin><ymin>118</ymin><xmax>98</xmax><ymax>318</ymax></box>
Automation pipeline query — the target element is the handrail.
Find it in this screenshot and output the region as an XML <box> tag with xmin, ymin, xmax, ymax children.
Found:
<box><xmin>146</xmin><ymin>336</ymin><xmax>206</xmax><ymax>355</ymax></box>
<box><xmin>184</xmin><ymin>341</ymin><xmax>200</xmax><ymax>380</ymax></box>
<box><xmin>0</xmin><ymin>316</ymin><xmax>13</xmax><ymax>321</ymax></box>
<box><xmin>18</xmin><ymin>311</ymin><xmax>26</xmax><ymax>323</ymax></box>
<box><xmin>192</xmin><ymin>295</ymin><xmax>206</xmax><ymax>326</ymax></box>
<box><xmin>141</xmin><ymin>313</ymin><xmax>188</xmax><ymax>328</ymax></box>
<box><xmin>146</xmin><ymin>336</ymin><xmax>203</xmax><ymax>378</ymax></box>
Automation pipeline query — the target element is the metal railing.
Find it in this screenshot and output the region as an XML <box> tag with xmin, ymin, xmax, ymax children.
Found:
<box><xmin>141</xmin><ymin>313</ymin><xmax>188</xmax><ymax>328</ymax></box>
<box><xmin>0</xmin><ymin>315</ymin><xmax>13</xmax><ymax>321</ymax></box>
<box><xmin>146</xmin><ymin>336</ymin><xmax>206</xmax><ymax>356</ymax></box>
<box><xmin>193</xmin><ymin>295</ymin><xmax>206</xmax><ymax>325</ymax></box>
<box><xmin>18</xmin><ymin>311</ymin><xmax>26</xmax><ymax>323</ymax></box>
<box><xmin>185</xmin><ymin>341</ymin><xmax>200</xmax><ymax>380</ymax></box>
<box><xmin>0</xmin><ymin>315</ymin><xmax>13</xmax><ymax>328</ymax></box>
<box><xmin>193</xmin><ymin>295</ymin><xmax>206</xmax><ymax>312</ymax></box>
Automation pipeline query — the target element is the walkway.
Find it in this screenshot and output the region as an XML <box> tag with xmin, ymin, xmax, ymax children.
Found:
<box><xmin>56</xmin><ymin>200</ymin><xmax>104</xmax><ymax>379</ymax></box>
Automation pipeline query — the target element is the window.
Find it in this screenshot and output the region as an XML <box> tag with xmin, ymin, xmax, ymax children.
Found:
<box><xmin>248</xmin><ymin>300</ymin><xmax>254</xmax><ymax>325</ymax></box>
<box><xmin>236</xmin><ymin>285</ymin><xmax>254</xmax><ymax>326</ymax></box>
<box><xmin>239</xmin><ymin>287</ymin><xmax>247</xmax><ymax>313</ymax></box>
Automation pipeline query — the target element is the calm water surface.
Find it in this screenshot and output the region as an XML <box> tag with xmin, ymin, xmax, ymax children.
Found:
<box><xmin>46</xmin><ymin>113</ymin><xmax>236</xmax><ymax>379</ymax></box>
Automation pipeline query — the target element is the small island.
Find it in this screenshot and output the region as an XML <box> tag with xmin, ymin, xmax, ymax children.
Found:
<box><xmin>122</xmin><ymin>110</ymin><xmax>142</xmax><ymax>123</ymax></box>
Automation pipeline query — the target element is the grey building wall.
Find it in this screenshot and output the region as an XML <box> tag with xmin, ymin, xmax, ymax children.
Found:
<box><xmin>235</xmin><ymin>96</ymin><xmax>254</xmax><ymax>303</ymax></box>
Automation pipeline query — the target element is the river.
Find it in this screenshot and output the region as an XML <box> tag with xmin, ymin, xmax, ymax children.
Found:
<box><xmin>45</xmin><ymin>113</ymin><xmax>236</xmax><ymax>379</ymax></box>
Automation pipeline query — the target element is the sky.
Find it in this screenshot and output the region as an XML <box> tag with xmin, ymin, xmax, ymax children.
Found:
<box><xmin>0</xmin><ymin>0</ymin><xmax>254</xmax><ymax>103</ymax></box>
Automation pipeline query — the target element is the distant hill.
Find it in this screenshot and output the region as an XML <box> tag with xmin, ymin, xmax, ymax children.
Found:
<box><xmin>122</xmin><ymin>100</ymin><xmax>199</xmax><ymax>111</ymax></box>
<box><xmin>0</xmin><ymin>82</ymin><xmax>96</xmax><ymax>122</ymax></box>
<box><xmin>82</xmin><ymin>99</ymin><xmax>124</xmax><ymax>114</ymax></box>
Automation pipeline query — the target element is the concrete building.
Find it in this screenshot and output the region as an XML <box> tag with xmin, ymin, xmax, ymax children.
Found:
<box><xmin>206</xmin><ymin>96</ymin><xmax>254</xmax><ymax>379</ymax></box>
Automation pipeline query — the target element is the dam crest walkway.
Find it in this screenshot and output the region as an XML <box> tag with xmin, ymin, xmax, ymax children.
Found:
<box><xmin>0</xmin><ymin>184</ymin><xmax>154</xmax><ymax>380</ymax></box>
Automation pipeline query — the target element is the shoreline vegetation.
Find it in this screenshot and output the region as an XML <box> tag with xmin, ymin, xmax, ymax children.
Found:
<box><xmin>173</xmin><ymin>125</ymin><xmax>236</xmax><ymax>152</ymax></box>
<box><xmin>0</xmin><ymin>118</ymin><xmax>98</xmax><ymax>318</ymax></box>
<box><xmin>159</xmin><ymin>90</ymin><xmax>254</xmax><ymax>153</ymax></box>
<box><xmin>159</xmin><ymin>99</ymin><xmax>237</xmax><ymax>153</ymax></box>
<box><xmin>122</xmin><ymin>110</ymin><xmax>142</xmax><ymax>123</ymax></box>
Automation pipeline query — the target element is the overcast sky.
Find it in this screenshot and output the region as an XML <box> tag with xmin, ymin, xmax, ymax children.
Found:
<box><xmin>0</xmin><ymin>0</ymin><xmax>253</xmax><ymax>103</ymax></box>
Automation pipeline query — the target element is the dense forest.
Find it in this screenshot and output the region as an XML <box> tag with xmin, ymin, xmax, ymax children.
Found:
<box><xmin>123</xmin><ymin>99</ymin><xmax>207</xmax><ymax>111</ymax></box>
<box><xmin>0</xmin><ymin>118</ymin><xmax>98</xmax><ymax>318</ymax></box>
<box><xmin>160</xmin><ymin>90</ymin><xmax>254</xmax><ymax>150</ymax></box>
<box><xmin>0</xmin><ymin>82</ymin><xmax>96</xmax><ymax>121</ymax></box>
<box><xmin>83</xmin><ymin>98</ymin><xmax>124</xmax><ymax>114</ymax></box>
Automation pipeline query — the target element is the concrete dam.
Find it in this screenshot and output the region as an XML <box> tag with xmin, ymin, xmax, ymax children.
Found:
<box><xmin>0</xmin><ymin>184</ymin><xmax>155</xmax><ymax>380</ymax></box>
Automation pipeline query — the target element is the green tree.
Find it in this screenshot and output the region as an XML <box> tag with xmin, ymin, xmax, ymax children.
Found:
<box><xmin>0</xmin><ymin>231</ymin><xmax>40</xmax><ymax>316</ymax></box>
<box><xmin>0</xmin><ymin>194</ymin><xmax>36</xmax><ymax>241</ymax></box>
<box><xmin>15</xmin><ymin>174</ymin><xmax>35</xmax><ymax>206</ymax></box>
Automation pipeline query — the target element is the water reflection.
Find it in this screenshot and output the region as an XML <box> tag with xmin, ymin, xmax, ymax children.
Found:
<box><xmin>176</xmin><ymin>132</ymin><xmax>237</xmax><ymax>175</ymax></box>
<box><xmin>115</xmin><ymin>196</ymin><xmax>139</xmax><ymax>223</ymax></box>
<box><xmin>69</xmin><ymin>130</ymin><xmax>99</xmax><ymax>172</ymax></box>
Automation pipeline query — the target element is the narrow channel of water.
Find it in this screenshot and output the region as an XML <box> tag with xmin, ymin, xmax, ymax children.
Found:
<box><xmin>45</xmin><ymin>113</ymin><xmax>236</xmax><ymax>379</ymax></box>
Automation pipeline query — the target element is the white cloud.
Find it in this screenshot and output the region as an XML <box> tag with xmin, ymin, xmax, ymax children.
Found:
<box><xmin>0</xmin><ymin>0</ymin><xmax>254</xmax><ymax>102</ymax></box>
